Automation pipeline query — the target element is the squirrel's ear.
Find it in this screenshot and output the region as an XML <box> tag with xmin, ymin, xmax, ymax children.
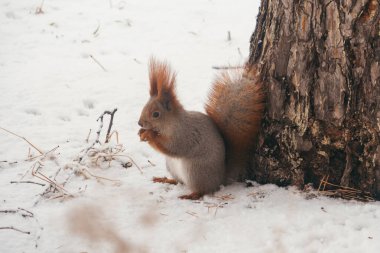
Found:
<box><xmin>148</xmin><ymin>58</ymin><xmax>182</xmax><ymax>111</ymax></box>
<box><xmin>149</xmin><ymin>57</ymin><xmax>159</xmax><ymax>96</ymax></box>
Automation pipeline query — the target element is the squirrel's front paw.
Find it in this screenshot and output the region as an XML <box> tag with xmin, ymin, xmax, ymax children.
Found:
<box><xmin>139</xmin><ymin>128</ymin><xmax>157</xmax><ymax>142</ymax></box>
<box><xmin>138</xmin><ymin>128</ymin><xmax>147</xmax><ymax>141</ymax></box>
<box><xmin>138</xmin><ymin>128</ymin><xmax>150</xmax><ymax>142</ymax></box>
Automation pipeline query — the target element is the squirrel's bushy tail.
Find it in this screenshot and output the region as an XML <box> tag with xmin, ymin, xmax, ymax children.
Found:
<box><xmin>205</xmin><ymin>66</ymin><xmax>265</xmax><ymax>182</ymax></box>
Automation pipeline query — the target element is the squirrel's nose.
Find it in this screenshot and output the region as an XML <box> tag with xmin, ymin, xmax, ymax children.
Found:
<box><xmin>138</xmin><ymin>119</ymin><xmax>143</xmax><ymax>127</ymax></box>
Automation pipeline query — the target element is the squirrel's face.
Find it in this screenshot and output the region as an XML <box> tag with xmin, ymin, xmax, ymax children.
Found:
<box><xmin>139</xmin><ymin>58</ymin><xmax>183</xmax><ymax>139</ymax></box>
<box><xmin>138</xmin><ymin>97</ymin><xmax>170</xmax><ymax>135</ymax></box>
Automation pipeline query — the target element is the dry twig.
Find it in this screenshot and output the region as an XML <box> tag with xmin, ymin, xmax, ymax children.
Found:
<box><xmin>93</xmin><ymin>22</ymin><xmax>100</xmax><ymax>37</ymax></box>
<box><xmin>85</xmin><ymin>129</ymin><xmax>92</xmax><ymax>143</ymax></box>
<box><xmin>147</xmin><ymin>160</ymin><xmax>156</xmax><ymax>167</ymax></box>
<box><xmin>0</xmin><ymin>226</ymin><xmax>30</xmax><ymax>234</ymax></box>
<box><xmin>10</xmin><ymin>181</ymin><xmax>45</xmax><ymax>187</ymax></box>
<box><xmin>185</xmin><ymin>211</ymin><xmax>198</xmax><ymax>218</ymax></box>
<box><xmin>204</xmin><ymin>201</ymin><xmax>228</xmax><ymax>217</ymax></box>
<box><xmin>31</xmin><ymin>162</ymin><xmax>71</xmax><ymax>195</ymax></box>
<box><xmin>74</xmin><ymin>166</ymin><xmax>121</xmax><ymax>184</ymax></box>
<box><xmin>215</xmin><ymin>193</ymin><xmax>234</xmax><ymax>201</ymax></box>
<box><xmin>318</xmin><ymin>175</ymin><xmax>374</xmax><ymax>202</ymax></box>
<box><xmin>89</xmin><ymin>54</ymin><xmax>107</xmax><ymax>72</ymax></box>
<box><xmin>0</xmin><ymin>126</ymin><xmax>43</xmax><ymax>155</ymax></box>
<box><xmin>78</xmin><ymin>109</ymin><xmax>117</xmax><ymax>163</ymax></box>
<box><xmin>103</xmin><ymin>108</ymin><xmax>118</xmax><ymax>143</ymax></box>
<box><xmin>0</xmin><ymin>208</ymin><xmax>34</xmax><ymax>218</ymax></box>
<box><xmin>212</xmin><ymin>65</ymin><xmax>244</xmax><ymax>70</ymax></box>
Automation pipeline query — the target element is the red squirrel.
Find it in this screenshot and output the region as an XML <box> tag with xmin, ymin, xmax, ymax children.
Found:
<box><xmin>138</xmin><ymin>58</ymin><xmax>265</xmax><ymax>200</ymax></box>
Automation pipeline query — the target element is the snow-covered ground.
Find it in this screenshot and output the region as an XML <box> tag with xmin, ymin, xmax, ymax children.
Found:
<box><xmin>0</xmin><ymin>0</ymin><xmax>379</xmax><ymax>252</ymax></box>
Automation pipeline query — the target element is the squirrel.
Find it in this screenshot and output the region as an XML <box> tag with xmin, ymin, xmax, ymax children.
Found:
<box><xmin>138</xmin><ymin>58</ymin><xmax>265</xmax><ymax>200</ymax></box>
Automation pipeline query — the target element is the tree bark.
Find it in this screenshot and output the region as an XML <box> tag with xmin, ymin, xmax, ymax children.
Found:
<box><xmin>248</xmin><ymin>0</ymin><xmax>380</xmax><ymax>199</ymax></box>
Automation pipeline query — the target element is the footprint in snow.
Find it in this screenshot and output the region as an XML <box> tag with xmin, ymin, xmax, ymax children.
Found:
<box><xmin>77</xmin><ymin>108</ymin><xmax>89</xmax><ymax>117</ymax></box>
<box><xmin>59</xmin><ymin>115</ymin><xmax>71</xmax><ymax>122</ymax></box>
<box><xmin>25</xmin><ymin>109</ymin><xmax>41</xmax><ymax>116</ymax></box>
<box><xmin>5</xmin><ymin>12</ymin><xmax>17</xmax><ymax>19</ymax></box>
<box><xmin>83</xmin><ymin>99</ymin><xmax>95</xmax><ymax>109</ymax></box>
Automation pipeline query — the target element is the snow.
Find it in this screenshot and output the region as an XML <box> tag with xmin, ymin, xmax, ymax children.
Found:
<box><xmin>0</xmin><ymin>0</ymin><xmax>379</xmax><ymax>252</ymax></box>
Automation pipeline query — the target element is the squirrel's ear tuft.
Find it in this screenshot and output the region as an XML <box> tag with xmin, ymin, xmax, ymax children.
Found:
<box><xmin>148</xmin><ymin>57</ymin><xmax>182</xmax><ymax>111</ymax></box>
<box><xmin>149</xmin><ymin>57</ymin><xmax>159</xmax><ymax>96</ymax></box>
<box><xmin>149</xmin><ymin>57</ymin><xmax>176</xmax><ymax>97</ymax></box>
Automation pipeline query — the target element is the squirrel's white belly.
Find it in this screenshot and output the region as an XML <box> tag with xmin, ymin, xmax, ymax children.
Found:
<box><xmin>166</xmin><ymin>157</ymin><xmax>188</xmax><ymax>184</ymax></box>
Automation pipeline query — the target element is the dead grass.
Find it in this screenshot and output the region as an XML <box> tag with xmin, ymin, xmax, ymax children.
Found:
<box><xmin>318</xmin><ymin>175</ymin><xmax>375</xmax><ymax>202</ymax></box>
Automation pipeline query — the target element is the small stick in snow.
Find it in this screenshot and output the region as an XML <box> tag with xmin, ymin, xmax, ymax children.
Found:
<box><xmin>318</xmin><ymin>175</ymin><xmax>375</xmax><ymax>201</ymax></box>
<box><xmin>89</xmin><ymin>54</ymin><xmax>107</xmax><ymax>72</ymax></box>
<box><xmin>93</xmin><ymin>23</ymin><xmax>100</xmax><ymax>37</ymax></box>
<box><xmin>185</xmin><ymin>211</ymin><xmax>198</xmax><ymax>218</ymax></box>
<box><xmin>237</xmin><ymin>47</ymin><xmax>243</xmax><ymax>57</ymax></box>
<box><xmin>27</xmin><ymin>147</ymin><xmax>32</xmax><ymax>159</ymax></box>
<box><xmin>0</xmin><ymin>226</ymin><xmax>31</xmax><ymax>235</ymax></box>
<box><xmin>212</xmin><ymin>65</ymin><xmax>244</xmax><ymax>70</ymax></box>
<box><xmin>205</xmin><ymin>201</ymin><xmax>227</xmax><ymax>217</ymax></box>
<box><xmin>25</xmin><ymin>154</ymin><xmax>43</xmax><ymax>161</ymax></box>
<box><xmin>21</xmin><ymin>145</ymin><xmax>60</xmax><ymax>179</ymax></box>
<box><xmin>323</xmin><ymin>175</ymin><xmax>329</xmax><ymax>191</ymax></box>
<box><xmin>0</xmin><ymin>126</ymin><xmax>44</xmax><ymax>155</ymax></box>
<box><xmin>85</xmin><ymin>129</ymin><xmax>92</xmax><ymax>143</ymax></box>
<box><xmin>106</xmin><ymin>130</ymin><xmax>119</xmax><ymax>144</ymax></box>
<box><xmin>44</xmin><ymin>145</ymin><xmax>60</xmax><ymax>156</ymax></box>
<box><xmin>227</xmin><ymin>31</ymin><xmax>231</xmax><ymax>41</ymax></box>
<box><xmin>78</xmin><ymin>109</ymin><xmax>117</xmax><ymax>163</ymax></box>
<box><xmin>104</xmin><ymin>108</ymin><xmax>118</xmax><ymax>143</ymax></box>
<box><xmin>0</xmin><ymin>208</ymin><xmax>34</xmax><ymax>218</ymax></box>
<box><xmin>215</xmin><ymin>193</ymin><xmax>234</xmax><ymax>201</ymax></box>
<box><xmin>318</xmin><ymin>175</ymin><xmax>326</xmax><ymax>191</ymax></box>
<box><xmin>17</xmin><ymin>208</ymin><xmax>34</xmax><ymax>218</ymax></box>
<box><xmin>78</xmin><ymin>118</ymin><xmax>104</xmax><ymax>163</ymax></box>
<box><xmin>77</xmin><ymin>167</ymin><xmax>121</xmax><ymax>183</ymax></box>
<box><xmin>10</xmin><ymin>181</ymin><xmax>46</xmax><ymax>187</ymax></box>
<box><xmin>30</xmin><ymin>161</ymin><xmax>71</xmax><ymax>197</ymax></box>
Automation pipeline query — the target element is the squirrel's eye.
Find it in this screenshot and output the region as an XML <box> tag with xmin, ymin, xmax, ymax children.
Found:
<box><xmin>152</xmin><ymin>111</ymin><xmax>160</xmax><ymax>118</ymax></box>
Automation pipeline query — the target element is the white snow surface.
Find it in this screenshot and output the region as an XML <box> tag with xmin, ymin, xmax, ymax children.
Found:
<box><xmin>0</xmin><ymin>0</ymin><xmax>379</xmax><ymax>252</ymax></box>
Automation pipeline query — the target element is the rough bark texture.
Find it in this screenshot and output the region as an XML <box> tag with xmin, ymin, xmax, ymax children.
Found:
<box><xmin>248</xmin><ymin>0</ymin><xmax>380</xmax><ymax>199</ymax></box>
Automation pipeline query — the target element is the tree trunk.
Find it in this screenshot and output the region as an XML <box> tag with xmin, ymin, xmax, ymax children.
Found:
<box><xmin>248</xmin><ymin>0</ymin><xmax>380</xmax><ymax>199</ymax></box>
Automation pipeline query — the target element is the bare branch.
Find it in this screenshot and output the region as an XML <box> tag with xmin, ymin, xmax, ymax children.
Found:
<box><xmin>105</xmin><ymin>108</ymin><xmax>118</xmax><ymax>143</ymax></box>
<box><xmin>78</xmin><ymin>109</ymin><xmax>117</xmax><ymax>163</ymax></box>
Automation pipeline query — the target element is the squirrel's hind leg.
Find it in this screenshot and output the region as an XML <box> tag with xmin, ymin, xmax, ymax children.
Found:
<box><xmin>152</xmin><ymin>177</ymin><xmax>178</xmax><ymax>185</ymax></box>
<box><xmin>178</xmin><ymin>192</ymin><xmax>202</xmax><ymax>200</ymax></box>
